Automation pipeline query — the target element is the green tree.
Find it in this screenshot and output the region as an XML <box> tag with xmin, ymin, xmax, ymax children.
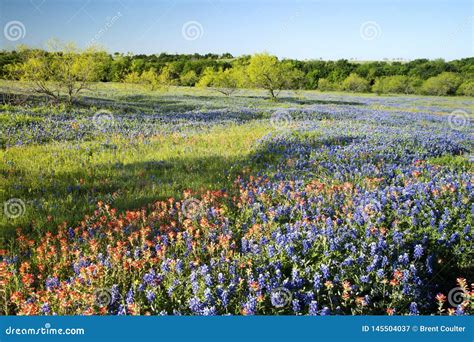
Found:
<box><xmin>341</xmin><ymin>73</ymin><xmax>370</xmax><ymax>92</ymax></box>
<box><xmin>179</xmin><ymin>70</ymin><xmax>198</xmax><ymax>86</ymax></box>
<box><xmin>157</xmin><ymin>64</ymin><xmax>177</xmax><ymax>90</ymax></box>
<box><xmin>13</xmin><ymin>41</ymin><xmax>104</xmax><ymax>105</ymax></box>
<box><xmin>421</xmin><ymin>72</ymin><xmax>462</xmax><ymax>96</ymax></box>
<box><xmin>140</xmin><ymin>68</ymin><xmax>160</xmax><ymax>90</ymax></box>
<box><xmin>372</xmin><ymin>75</ymin><xmax>420</xmax><ymax>94</ymax></box>
<box><xmin>123</xmin><ymin>71</ymin><xmax>141</xmax><ymax>84</ymax></box>
<box><xmin>109</xmin><ymin>53</ymin><xmax>132</xmax><ymax>82</ymax></box>
<box><xmin>197</xmin><ymin>67</ymin><xmax>242</xmax><ymax>96</ymax></box>
<box><xmin>316</xmin><ymin>78</ymin><xmax>335</xmax><ymax>92</ymax></box>
<box><xmin>457</xmin><ymin>80</ymin><xmax>474</xmax><ymax>96</ymax></box>
<box><xmin>246</xmin><ymin>53</ymin><xmax>303</xmax><ymax>99</ymax></box>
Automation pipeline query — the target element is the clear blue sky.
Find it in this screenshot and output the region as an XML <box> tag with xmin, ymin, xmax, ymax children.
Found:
<box><xmin>0</xmin><ymin>0</ymin><xmax>472</xmax><ymax>60</ymax></box>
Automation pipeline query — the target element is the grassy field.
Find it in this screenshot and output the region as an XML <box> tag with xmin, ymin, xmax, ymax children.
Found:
<box><xmin>1</xmin><ymin>81</ymin><xmax>473</xmax><ymax>241</ymax></box>
<box><xmin>1</xmin><ymin>81</ymin><xmax>473</xmax><ymax>316</ymax></box>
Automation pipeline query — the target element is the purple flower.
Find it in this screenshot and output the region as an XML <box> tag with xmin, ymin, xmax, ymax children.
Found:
<box><xmin>111</xmin><ymin>284</ymin><xmax>120</xmax><ymax>304</ymax></box>
<box><xmin>41</xmin><ymin>303</ymin><xmax>51</xmax><ymax>314</ymax></box>
<box><xmin>320</xmin><ymin>307</ymin><xmax>331</xmax><ymax>315</ymax></box>
<box><xmin>117</xmin><ymin>304</ymin><xmax>126</xmax><ymax>315</ymax></box>
<box><xmin>202</xmin><ymin>306</ymin><xmax>217</xmax><ymax>316</ymax></box>
<box><xmin>218</xmin><ymin>272</ymin><xmax>225</xmax><ymax>284</ymax></box>
<box><xmin>409</xmin><ymin>302</ymin><xmax>419</xmax><ymax>315</ymax></box>
<box><xmin>45</xmin><ymin>277</ymin><xmax>59</xmax><ymax>290</ymax></box>
<box><xmin>143</xmin><ymin>269</ymin><xmax>160</xmax><ymax>287</ymax></box>
<box><xmin>320</xmin><ymin>264</ymin><xmax>329</xmax><ymax>279</ymax></box>
<box><xmin>413</xmin><ymin>244</ymin><xmax>423</xmax><ymax>259</ymax></box>
<box><xmin>243</xmin><ymin>296</ymin><xmax>256</xmax><ymax>315</ymax></box>
<box><xmin>455</xmin><ymin>305</ymin><xmax>465</xmax><ymax>316</ymax></box>
<box><xmin>146</xmin><ymin>290</ymin><xmax>156</xmax><ymax>303</ymax></box>
<box><xmin>309</xmin><ymin>301</ymin><xmax>318</xmax><ymax>315</ymax></box>
<box><xmin>189</xmin><ymin>297</ymin><xmax>202</xmax><ymax>314</ymax></box>
<box><xmin>126</xmin><ymin>288</ymin><xmax>134</xmax><ymax>305</ymax></box>
<box><xmin>292</xmin><ymin>299</ymin><xmax>301</xmax><ymax>314</ymax></box>
<box><xmin>313</xmin><ymin>273</ymin><xmax>322</xmax><ymax>290</ymax></box>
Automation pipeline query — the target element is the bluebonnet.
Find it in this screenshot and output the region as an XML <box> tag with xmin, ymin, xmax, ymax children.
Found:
<box><xmin>409</xmin><ymin>302</ymin><xmax>419</xmax><ymax>315</ymax></box>
<box><xmin>320</xmin><ymin>264</ymin><xmax>329</xmax><ymax>279</ymax></box>
<box><xmin>309</xmin><ymin>301</ymin><xmax>318</xmax><ymax>315</ymax></box>
<box><xmin>145</xmin><ymin>290</ymin><xmax>156</xmax><ymax>303</ymax></box>
<box><xmin>45</xmin><ymin>277</ymin><xmax>60</xmax><ymax>290</ymax></box>
<box><xmin>413</xmin><ymin>244</ymin><xmax>423</xmax><ymax>259</ymax></box>
<box><xmin>41</xmin><ymin>303</ymin><xmax>51</xmax><ymax>314</ymax></box>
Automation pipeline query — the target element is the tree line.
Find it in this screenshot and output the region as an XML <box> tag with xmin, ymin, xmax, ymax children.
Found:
<box><xmin>1</xmin><ymin>43</ymin><xmax>473</xmax><ymax>103</ymax></box>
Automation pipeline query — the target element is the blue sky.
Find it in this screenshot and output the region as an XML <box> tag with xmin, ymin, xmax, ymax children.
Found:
<box><xmin>0</xmin><ymin>0</ymin><xmax>472</xmax><ymax>60</ymax></box>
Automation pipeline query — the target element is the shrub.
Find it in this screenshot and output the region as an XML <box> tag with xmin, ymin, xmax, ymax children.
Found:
<box><xmin>372</xmin><ymin>75</ymin><xmax>420</xmax><ymax>94</ymax></box>
<box><xmin>197</xmin><ymin>67</ymin><xmax>241</xmax><ymax>96</ymax></box>
<box><xmin>456</xmin><ymin>80</ymin><xmax>474</xmax><ymax>96</ymax></box>
<box><xmin>11</xmin><ymin>42</ymin><xmax>106</xmax><ymax>105</ymax></box>
<box><xmin>179</xmin><ymin>70</ymin><xmax>198</xmax><ymax>87</ymax></box>
<box><xmin>317</xmin><ymin>78</ymin><xmax>336</xmax><ymax>91</ymax></box>
<box><xmin>246</xmin><ymin>53</ymin><xmax>304</xmax><ymax>99</ymax></box>
<box><xmin>421</xmin><ymin>72</ymin><xmax>462</xmax><ymax>96</ymax></box>
<box><xmin>124</xmin><ymin>71</ymin><xmax>141</xmax><ymax>84</ymax></box>
<box><xmin>341</xmin><ymin>73</ymin><xmax>370</xmax><ymax>93</ymax></box>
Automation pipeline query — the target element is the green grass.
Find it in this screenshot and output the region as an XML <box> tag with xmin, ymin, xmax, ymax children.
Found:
<box><xmin>427</xmin><ymin>154</ymin><xmax>474</xmax><ymax>170</ymax></box>
<box><xmin>1</xmin><ymin>80</ymin><xmax>473</xmax><ymax>243</ymax></box>
<box><xmin>0</xmin><ymin>121</ymin><xmax>271</xmax><ymax>240</ymax></box>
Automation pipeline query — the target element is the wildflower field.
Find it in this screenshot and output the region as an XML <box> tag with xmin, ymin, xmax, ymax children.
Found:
<box><xmin>0</xmin><ymin>82</ymin><xmax>473</xmax><ymax>316</ymax></box>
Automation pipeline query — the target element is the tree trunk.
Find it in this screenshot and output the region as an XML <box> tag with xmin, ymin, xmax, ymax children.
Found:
<box><xmin>269</xmin><ymin>89</ymin><xmax>276</xmax><ymax>99</ymax></box>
